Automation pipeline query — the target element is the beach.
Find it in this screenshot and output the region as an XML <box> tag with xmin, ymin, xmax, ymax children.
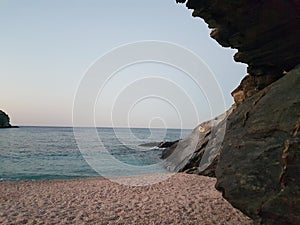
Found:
<box><xmin>0</xmin><ymin>173</ymin><xmax>252</xmax><ymax>225</ymax></box>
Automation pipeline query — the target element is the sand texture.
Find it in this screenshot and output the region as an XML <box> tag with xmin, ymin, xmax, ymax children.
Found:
<box><xmin>0</xmin><ymin>173</ymin><xmax>252</xmax><ymax>225</ymax></box>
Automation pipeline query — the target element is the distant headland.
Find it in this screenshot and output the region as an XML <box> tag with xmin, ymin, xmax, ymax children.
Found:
<box><xmin>0</xmin><ymin>110</ymin><xmax>19</xmax><ymax>128</ymax></box>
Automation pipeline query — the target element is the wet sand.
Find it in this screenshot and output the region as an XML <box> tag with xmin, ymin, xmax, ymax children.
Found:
<box><xmin>0</xmin><ymin>173</ymin><xmax>252</xmax><ymax>225</ymax></box>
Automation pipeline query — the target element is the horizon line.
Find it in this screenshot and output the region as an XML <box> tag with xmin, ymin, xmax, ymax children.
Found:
<box><xmin>15</xmin><ymin>125</ymin><xmax>193</xmax><ymax>130</ymax></box>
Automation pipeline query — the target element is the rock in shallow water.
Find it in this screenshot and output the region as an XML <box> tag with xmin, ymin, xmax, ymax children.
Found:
<box><xmin>215</xmin><ymin>66</ymin><xmax>300</xmax><ymax>225</ymax></box>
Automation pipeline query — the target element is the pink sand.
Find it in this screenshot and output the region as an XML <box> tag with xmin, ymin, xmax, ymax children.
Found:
<box><xmin>0</xmin><ymin>173</ymin><xmax>252</xmax><ymax>225</ymax></box>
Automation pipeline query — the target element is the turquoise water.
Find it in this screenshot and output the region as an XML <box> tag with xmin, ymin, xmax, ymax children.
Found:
<box><xmin>0</xmin><ymin>127</ymin><xmax>191</xmax><ymax>181</ymax></box>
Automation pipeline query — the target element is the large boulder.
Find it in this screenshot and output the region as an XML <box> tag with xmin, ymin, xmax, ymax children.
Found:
<box><xmin>215</xmin><ymin>66</ymin><xmax>300</xmax><ymax>224</ymax></box>
<box><xmin>162</xmin><ymin>108</ymin><xmax>233</xmax><ymax>177</ymax></box>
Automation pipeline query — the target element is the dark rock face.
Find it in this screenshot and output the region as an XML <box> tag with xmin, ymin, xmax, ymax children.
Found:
<box><xmin>161</xmin><ymin>142</ymin><xmax>177</xmax><ymax>160</ymax></box>
<box><xmin>162</xmin><ymin>109</ymin><xmax>232</xmax><ymax>177</ymax></box>
<box><xmin>158</xmin><ymin>140</ymin><xmax>179</xmax><ymax>149</ymax></box>
<box><xmin>139</xmin><ymin>142</ymin><xmax>161</xmax><ymax>148</ymax></box>
<box><xmin>177</xmin><ymin>0</ymin><xmax>300</xmax><ymax>104</ymax></box>
<box><xmin>215</xmin><ymin>67</ymin><xmax>300</xmax><ymax>224</ymax></box>
<box><xmin>0</xmin><ymin>110</ymin><xmax>11</xmax><ymax>128</ymax></box>
<box><xmin>176</xmin><ymin>1</ymin><xmax>300</xmax><ymax>224</ymax></box>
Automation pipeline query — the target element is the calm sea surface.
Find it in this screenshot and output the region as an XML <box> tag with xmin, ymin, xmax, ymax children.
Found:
<box><xmin>0</xmin><ymin>127</ymin><xmax>191</xmax><ymax>181</ymax></box>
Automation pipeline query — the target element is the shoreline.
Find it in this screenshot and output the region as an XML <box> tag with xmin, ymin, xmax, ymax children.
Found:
<box><xmin>0</xmin><ymin>173</ymin><xmax>252</xmax><ymax>224</ymax></box>
<box><xmin>0</xmin><ymin>173</ymin><xmax>176</xmax><ymax>187</ymax></box>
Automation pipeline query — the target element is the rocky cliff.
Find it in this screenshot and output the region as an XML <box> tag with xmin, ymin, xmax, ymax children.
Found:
<box><xmin>172</xmin><ymin>1</ymin><xmax>300</xmax><ymax>224</ymax></box>
<box><xmin>216</xmin><ymin>66</ymin><xmax>300</xmax><ymax>225</ymax></box>
<box><xmin>0</xmin><ymin>110</ymin><xmax>11</xmax><ymax>128</ymax></box>
<box><xmin>177</xmin><ymin>0</ymin><xmax>300</xmax><ymax>104</ymax></box>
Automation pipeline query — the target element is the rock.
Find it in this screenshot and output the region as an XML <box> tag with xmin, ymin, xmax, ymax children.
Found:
<box><xmin>0</xmin><ymin>110</ymin><xmax>18</xmax><ymax>128</ymax></box>
<box><xmin>161</xmin><ymin>140</ymin><xmax>179</xmax><ymax>159</ymax></box>
<box><xmin>158</xmin><ymin>140</ymin><xmax>179</xmax><ymax>149</ymax></box>
<box><xmin>231</xmin><ymin>71</ymin><xmax>284</xmax><ymax>104</ymax></box>
<box><xmin>162</xmin><ymin>108</ymin><xmax>233</xmax><ymax>177</ymax></box>
<box><xmin>215</xmin><ymin>66</ymin><xmax>300</xmax><ymax>224</ymax></box>
<box><xmin>0</xmin><ymin>110</ymin><xmax>11</xmax><ymax>128</ymax></box>
<box><xmin>177</xmin><ymin>0</ymin><xmax>300</xmax><ymax>103</ymax></box>
<box><xmin>177</xmin><ymin>1</ymin><xmax>300</xmax><ymax>223</ymax></box>
<box><xmin>139</xmin><ymin>142</ymin><xmax>161</xmax><ymax>148</ymax></box>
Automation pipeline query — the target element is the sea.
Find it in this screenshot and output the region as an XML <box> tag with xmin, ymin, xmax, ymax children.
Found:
<box><xmin>0</xmin><ymin>126</ymin><xmax>191</xmax><ymax>181</ymax></box>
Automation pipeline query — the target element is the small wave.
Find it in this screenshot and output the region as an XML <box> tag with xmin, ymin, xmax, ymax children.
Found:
<box><xmin>150</xmin><ymin>146</ymin><xmax>165</xmax><ymax>150</ymax></box>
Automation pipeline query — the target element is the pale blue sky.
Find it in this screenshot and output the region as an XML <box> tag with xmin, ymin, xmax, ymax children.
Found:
<box><xmin>0</xmin><ymin>0</ymin><xmax>246</xmax><ymax>128</ymax></box>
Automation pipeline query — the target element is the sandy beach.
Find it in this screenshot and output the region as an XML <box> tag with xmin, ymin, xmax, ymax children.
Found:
<box><xmin>0</xmin><ymin>173</ymin><xmax>252</xmax><ymax>225</ymax></box>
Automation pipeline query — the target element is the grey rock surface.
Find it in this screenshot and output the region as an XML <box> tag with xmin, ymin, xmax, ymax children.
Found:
<box><xmin>162</xmin><ymin>109</ymin><xmax>233</xmax><ymax>177</ymax></box>
<box><xmin>216</xmin><ymin>66</ymin><xmax>300</xmax><ymax>225</ymax></box>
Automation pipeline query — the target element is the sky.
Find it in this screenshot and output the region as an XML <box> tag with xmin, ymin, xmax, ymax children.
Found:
<box><xmin>0</xmin><ymin>0</ymin><xmax>246</xmax><ymax>128</ymax></box>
